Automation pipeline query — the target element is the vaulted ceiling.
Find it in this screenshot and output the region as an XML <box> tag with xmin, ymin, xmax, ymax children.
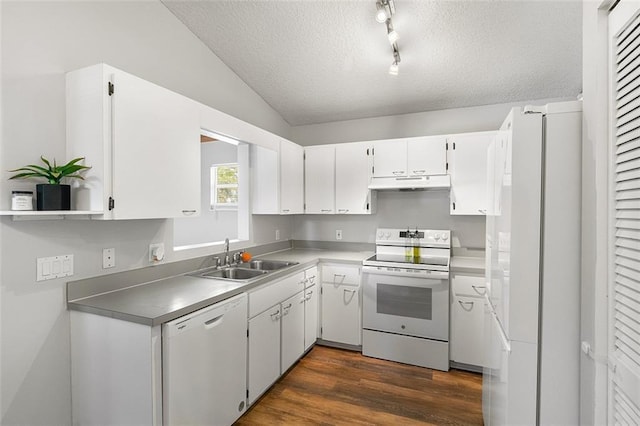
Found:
<box><xmin>162</xmin><ymin>0</ymin><xmax>582</xmax><ymax>126</ymax></box>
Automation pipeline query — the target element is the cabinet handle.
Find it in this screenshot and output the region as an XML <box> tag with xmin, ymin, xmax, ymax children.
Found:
<box><xmin>300</xmin><ymin>278</ymin><xmax>308</xmax><ymax>285</ymax></box>
<box><xmin>305</xmin><ymin>290</ymin><xmax>313</xmax><ymax>301</ymax></box>
<box><xmin>412</xmin><ymin>170</ymin><xmax>426</xmax><ymax>174</ymax></box>
<box><xmin>281</xmin><ymin>209</ymin><xmax>290</xmax><ymax>213</ymax></box>
<box><xmin>308</xmin><ymin>276</ymin><xmax>315</xmax><ymax>284</ymax></box>
<box><xmin>182</xmin><ymin>209</ymin><xmax>197</xmax><ymax>215</ymax></box>
<box><xmin>392</xmin><ymin>171</ymin><xmax>404</xmax><ymax>175</ymax></box>
<box><xmin>338</xmin><ymin>209</ymin><xmax>349</xmax><ymax>213</ymax></box>
<box><xmin>478</xmin><ymin>209</ymin><xmax>487</xmax><ymax>214</ymax></box>
<box><xmin>458</xmin><ymin>300</ymin><xmax>475</xmax><ymax>311</ymax></box>
<box><xmin>270</xmin><ymin>310</ymin><xmax>281</xmax><ymax>320</ymax></box>
<box><xmin>333</xmin><ymin>273</ymin><xmax>346</xmax><ymax>285</ymax></box>
<box><xmin>343</xmin><ymin>288</ymin><xmax>357</xmax><ymax>304</ymax></box>
<box><xmin>471</xmin><ymin>285</ymin><xmax>486</xmax><ymax>296</ymax></box>
<box><xmin>321</xmin><ymin>209</ymin><xmax>332</xmax><ymax>213</ymax></box>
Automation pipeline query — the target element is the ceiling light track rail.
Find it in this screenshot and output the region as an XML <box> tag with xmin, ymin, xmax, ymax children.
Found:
<box><xmin>375</xmin><ymin>0</ymin><xmax>400</xmax><ymax>75</ymax></box>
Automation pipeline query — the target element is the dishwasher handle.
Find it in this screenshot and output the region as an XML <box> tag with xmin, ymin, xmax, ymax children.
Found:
<box><xmin>204</xmin><ymin>314</ymin><xmax>224</xmax><ymax>329</ymax></box>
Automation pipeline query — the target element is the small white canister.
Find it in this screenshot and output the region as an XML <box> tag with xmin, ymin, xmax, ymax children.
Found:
<box><xmin>11</xmin><ymin>191</ymin><xmax>34</xmax><ymax>211</ymax></box>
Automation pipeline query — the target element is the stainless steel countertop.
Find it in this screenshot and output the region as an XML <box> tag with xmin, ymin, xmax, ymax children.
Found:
<box><xmin>68</xmin><ymin>248</ymin><xmax>372</xmax><ymax>326</ymax></box>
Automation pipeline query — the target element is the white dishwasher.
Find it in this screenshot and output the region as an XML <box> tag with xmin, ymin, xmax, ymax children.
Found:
<box><xmin>163</xmin><ymin>293</ymin><xmax>248</xmax><ymax>426</ymax></box>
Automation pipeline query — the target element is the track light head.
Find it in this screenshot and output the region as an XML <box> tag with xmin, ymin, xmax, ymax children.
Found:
<box><xmin>375</xmin><ymin>2</ymin><xmax>389</xmax><ymax>23</ymax></box>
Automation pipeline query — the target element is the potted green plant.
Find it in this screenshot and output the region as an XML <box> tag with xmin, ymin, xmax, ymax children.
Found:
<box><xmin>8</xmin><ymin>156</ymin><xmax>91</xmax><ymax>211</ymax></box>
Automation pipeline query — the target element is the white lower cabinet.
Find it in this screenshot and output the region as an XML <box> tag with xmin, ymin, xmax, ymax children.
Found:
<box><xmin>450</xmin><ymin>272</ymin><xmax>486</xmax><ymax>368</ymax></box>
<box><xmin>247</xmin><ymin>265</ymin><xmax>318</xmax><ymax>405</ymax></box>
<box><xmin>320</xmin><ymin>263</ymin><xmax>361</xmax><ymax>346</ymax></box>
<box><xmin>248</xmin><ymin>304</ymin><xmax>282</xmax><ymax>405</ymax></box>
<box><xmin>281</xmin><ymin>291</ymin><xmax>306</xmax><ymax>372</ymax></box>
<box><xmin>304</xmin><ymin>284</ymin><xmax>319</xmax><ymax>351</ymax></box>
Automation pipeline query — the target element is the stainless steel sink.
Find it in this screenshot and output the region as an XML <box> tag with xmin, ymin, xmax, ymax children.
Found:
<box><xmin>244</xmin><ymin>259</ymin><xmax>299</xmax><ymax>271</ymax></box>
<box><xmin>194</xmin><ymin>267</ymin><xmax>268</xmax><ymax>281</ymax></box>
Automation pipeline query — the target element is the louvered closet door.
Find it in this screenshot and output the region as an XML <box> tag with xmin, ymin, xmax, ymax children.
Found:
<box><xmin>611</xmin><ymin>4</ymin><xmax>640</xmax><ymax>424</ymax></box>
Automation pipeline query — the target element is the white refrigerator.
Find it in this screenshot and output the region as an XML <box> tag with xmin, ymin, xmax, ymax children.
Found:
<box><xmin>483</xmin><ymin>101</ymin><xmax>582</xmax><ymax>425</ymax></box>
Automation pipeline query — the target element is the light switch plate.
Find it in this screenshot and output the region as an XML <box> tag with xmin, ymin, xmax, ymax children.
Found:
<box><xmin>37</xmin><ymin>254</ymin><xmax>74</xmax><ymax>281</ymax></box>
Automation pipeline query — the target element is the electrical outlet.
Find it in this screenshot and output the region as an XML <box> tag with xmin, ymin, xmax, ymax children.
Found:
<box><xmin>275</xmin><ymin>229</ymin><xmax>280</xmax><ymax>240</ymax></box>
<box><xmin>336</xmin><ymin>230</ymin><xmax>343</xmax><ymax>240</ymax></box>
<box><xmin>103</xmin><ymin>248</ymin><xmax>115</xmax><ymax>269</ymax></box>
<box><xmin>149</xmin><ymin>243</ymin><xmax>165</xmax><ymax>263</ymax></box>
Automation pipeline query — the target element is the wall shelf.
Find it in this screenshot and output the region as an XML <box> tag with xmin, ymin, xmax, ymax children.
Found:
<box><xmin>0</xmin><ymin>210</ymin><xmax>103</xmax><ymax>221</ymax></box>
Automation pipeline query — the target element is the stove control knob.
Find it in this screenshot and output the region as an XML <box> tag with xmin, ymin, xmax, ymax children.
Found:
<box><xmin>442</xmin><ymin>233</ymin><xmax>449</xmax><ymax>241</ymax></box>
<box><xmin>385</xmin><ymin>232</ymin><xmax>391</xmax><ymax>239</ymax></box>
<box><xmin>434</xmin><ymin>233</ymin><xmax>441</xmax><ymax>240</ymax></box>
<box><xmin>377</xmin><ymin>231</ymin><xmax>384</xmax><ymax>239</ymax></box>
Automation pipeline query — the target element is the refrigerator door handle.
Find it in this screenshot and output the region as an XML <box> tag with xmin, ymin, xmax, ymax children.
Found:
<box><xmin>484</xmin><ymin>294</ymin><xmax>511</xmax><ymax>353</ymax></box>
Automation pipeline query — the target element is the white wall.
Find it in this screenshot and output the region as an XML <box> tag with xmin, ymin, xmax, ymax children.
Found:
<box><xmin>294</xmin><ymin>191</ymin><xmax>485</xmax><ymax>249</ymax></box>
<box><xmin>0</xmin><ymin>2</ymin><xmax>292</xmax><ymax>424</ymax></box>
<box><xmin>290</xmin><ymin>98</ymin><xmax>571</xmax><ymax>146</ymax></box>
<box><xmin>581</xmin><ymin>2</ymin><xmax>612</xmax><ymax>424</ymax></box>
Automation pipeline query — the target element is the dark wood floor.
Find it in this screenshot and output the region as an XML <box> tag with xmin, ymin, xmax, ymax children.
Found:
<box><xmin>235</xmin><ymin>345</ymin><xmax>483</xmax><ymax>425</ymax></box>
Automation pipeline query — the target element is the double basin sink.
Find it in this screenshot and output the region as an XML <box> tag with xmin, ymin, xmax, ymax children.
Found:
<box><xmin>190</xmin><ymin>259</ymin><xmax>299</xmax><ymax>282</ymax></box>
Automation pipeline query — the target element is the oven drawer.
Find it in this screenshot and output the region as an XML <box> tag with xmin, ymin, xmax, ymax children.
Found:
<box><xmin>451</xmin><ymin>273</ymin><xmax>486</xmax><ymax>298</ymax></box>
<box><xmin>321</xmin><ymin>264</ymin><xmax>360</xmax><ymax>286</ymax></box>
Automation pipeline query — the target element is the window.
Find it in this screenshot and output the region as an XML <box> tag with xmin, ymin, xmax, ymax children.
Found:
<box><xmin>210</xmin><ymin>163</ymin><xmax>238</xmax><ymax>209</ymax></box>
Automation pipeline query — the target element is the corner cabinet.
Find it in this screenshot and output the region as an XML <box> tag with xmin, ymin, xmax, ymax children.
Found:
<box><xmin>447</xmin><ymin>131</ymin><xmax>496</xmax><ymax>215</ymax></box>
<box><xmin>66</xmin><ymin>63</ymin><xmax>201</xmax><ymax>220</ymax></box>
<box><xmin>251</xmin><ymin>139</ymin><xmax>304</xmax><ymax>215</ymax></box>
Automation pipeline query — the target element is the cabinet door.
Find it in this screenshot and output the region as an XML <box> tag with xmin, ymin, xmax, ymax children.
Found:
<box><xmin>321</xmin><ymin>283</ymin><xmax>361</xmax><ymax>345</ymax></box>
<box><xmin>304</xmin><ymin>145</ymin><xmax>335</xmax><ymax>214</ymax></box>
<box><xmin>248</xmin><ymin>305</ymin><xmax>281</xmax><ymax>405</ymax></box>
<box><xmin>448</xmin><ymin>132</ymin><xmax>495</xmax><ymax>215</ymax></box>
<box><xmin>280</xmin><ymin>139</ymin><xmax>304</xmax><ymax>214</ymax></box>
<box><xmin>407</xmin><ymin>136</ymin><xmax>447</xmax><ymax>176</ymax></box>
<box><xmin>304</xmin><ymin>284</ymin><xmax>319</xmax><ymax>351</ymax></box>
<box><xmin>111</xmin><ymin>70</ymin><xmax>200</xmax><ymax>219</ymax></box>
<box><xmin>281</xmin><ymin>291</ymin><xmax>306</xmax><ymax>373</ymax></box>
<box><xmin>451</xmin><ymin>295</ymin><xmax>485</xmax><ymax>367</ymax></box>
<box><xmin>372</xmin><ymin>139</ymin><xmax>407</xmax><ymax>178</ymax></box>
<box><xmin>335</xmin><ymin>142</ymin><xmax>373</xmax><ymax>214</ymax></box>
<box><xmin>251</xmin><ymin>145</ymin><xmax>279</xmax><ymax>214</ymax></box>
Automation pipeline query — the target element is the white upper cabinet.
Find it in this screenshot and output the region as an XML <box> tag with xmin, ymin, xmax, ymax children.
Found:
<box><xmin>251</xmin><ymin>139</ymin><xmax>304</xmax><ymax>215</ymax></box>
<box><xmin>407</xmin><ymin>136</ymin><xmax>448</xmax><ymax>176</ymax></box>
<box><xmin>304</xmin><ymin>145</ymin><xmax>335</xmax><ymax>214</ymax></box>
<box><xmin>448</xmin><ymin>131</ymin><xmax>496</xmax><ymax>215</ymax></box>
<box><xmin>372</xmin><ymin>136</ymin><xmax>447</xmax><ymax>178</ymax></box>
<box><xmin>66</xmin><ymin>64</ymin><xmax>200</xmax><ymax>220</ymax></box>
<box><xmin>335</xmin><ymin>142</ymin><xmax>374</xmax><ymax>214</ymax></box>
<box><xmin>371</xmin><ymin>139</ymin><xmax>407</xmax><ymax>178</ymax></box>
<box><xmin>278</xmin><ymin>139</ymin><xmax>304</xmax><ymax>214</ymax></box>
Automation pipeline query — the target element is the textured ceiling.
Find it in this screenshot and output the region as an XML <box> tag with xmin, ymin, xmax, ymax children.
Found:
<box><xmin>162</xmin><ymin>0</ymin><xmax>582</xmax><ymax>126</ymax></box>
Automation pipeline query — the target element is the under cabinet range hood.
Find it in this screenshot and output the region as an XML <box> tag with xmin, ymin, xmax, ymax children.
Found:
<box><xmin>367</xmin><ymin>174</ymin><xmax>450</xmax><ymax>190</ymax></box>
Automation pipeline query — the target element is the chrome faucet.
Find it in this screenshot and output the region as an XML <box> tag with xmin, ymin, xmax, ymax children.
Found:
<box><xmin>224</xmin><ymin>238</ymin><xmax>230</xmax><ymax>266</ymax></box>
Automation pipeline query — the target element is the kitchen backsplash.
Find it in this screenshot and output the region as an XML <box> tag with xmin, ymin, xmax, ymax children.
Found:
<box><xmin>292</xmin><ymin>190</ymin><xmax>485</xmax><ymax>249</ymax></box>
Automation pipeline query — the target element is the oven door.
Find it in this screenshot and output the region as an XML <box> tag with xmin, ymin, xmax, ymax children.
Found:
<box><xmin>362</xmin><ymin>266</ymin><xmax>449</xmax><ymax>341</ymax></box>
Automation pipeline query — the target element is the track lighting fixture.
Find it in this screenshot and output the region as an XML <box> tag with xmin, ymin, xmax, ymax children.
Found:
<box><xmin>375</xmin><ymin>0</ymin><xmax>400</xmax><ymax>75</ymax></box>
<box><xmin>375</xmin><ymin>2</ymin><xmax>389</xmax><ymax>23</ymax></box>
<box><xmin>386</xmin><ymin>20</ymin><xmax>399</xmax><ymax>45</ymax></box>
<box><xmin>389</xmin><ymin>47</ymin><xmax>400</xmax><ymax>76</ymax></box>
